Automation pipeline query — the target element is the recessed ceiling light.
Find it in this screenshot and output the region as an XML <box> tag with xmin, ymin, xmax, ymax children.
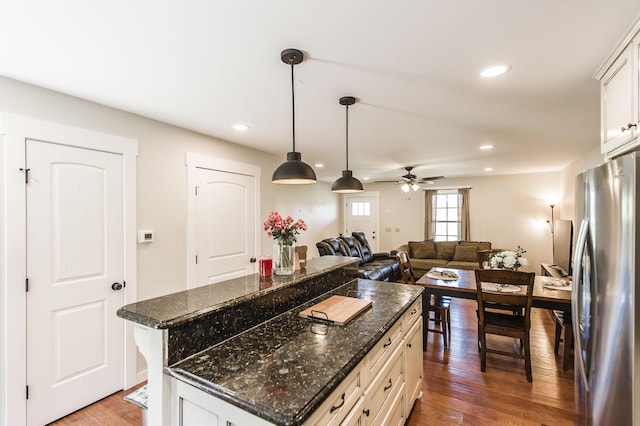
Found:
<box><xmin>480</xmin><ymin>64</ymin><xmax>511</xmax><ymax>78</ymax></box>
<box><xmin>484</xmin><ymin>167</ymin><xmax>493</xmax><ymax>172</ymax></box>
<box><xmin>314</xmin><ymin>163</ymin><xmax>324</xmax><ymax>168</ymax></box>
<box><xmin>232</xmin><ymin>123</ymin><xmax>249</xmax><ymax>131</ymax></box>
<box><xmin>480</xmin><ymin>144</ymin><xmax>494</xmax><ymax>150</ymax></box>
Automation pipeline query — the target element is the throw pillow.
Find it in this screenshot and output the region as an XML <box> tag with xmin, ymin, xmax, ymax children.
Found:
<box><xmin>408</xmin><ymin>241</ymin><xmax>436</xmax><ymax>259</ymax></box>
<box><xmin>435</xmin><ymin>241</ymin><xmax>458</xmax><ymax>260</ymax></box>
<box><xmin>461</xmin><ymin>241</ymin><xmax>491</xmax><ymax>252</ymax></box>
<box><xmin>453</xmin><ymin>244</ymin><xmax>479</xmax><ymax>262</ymax></box>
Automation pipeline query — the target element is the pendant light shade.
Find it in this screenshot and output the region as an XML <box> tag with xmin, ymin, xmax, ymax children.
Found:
<box><xmin>272</xmin><ymin>48</ymin><xmax>316</xmax><ymax>184</ymax></box>
<box><xmin>332</xmin><ymin>96</ymin><xmax>364</xmax><ymax>193</ymax></box>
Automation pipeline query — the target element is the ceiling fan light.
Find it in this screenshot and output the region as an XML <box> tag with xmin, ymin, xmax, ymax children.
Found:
<box><xmin>272</xmin><ymin>151</ymin><xmax>317</xmax><ymax>184</ymax></box>
<box><xmin>332</xmin><ymin>170</ymin><xmax>364</xmax><ymax>193</ymax></box>
<box><xmin>411</xmin><ymin>183</ymin><xmax>420</xmax><ymax>191</ymax></box>
<box><xmin>401</xmin><ymin>183</ymin><xmax>410</xmax><ymax>192</ymax></box>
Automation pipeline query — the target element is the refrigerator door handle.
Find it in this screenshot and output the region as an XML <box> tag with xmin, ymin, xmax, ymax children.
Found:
<box><xmin>572</xmin><ymin>218</ymin><xmax>590</xmax><ymax>390</ymax></box>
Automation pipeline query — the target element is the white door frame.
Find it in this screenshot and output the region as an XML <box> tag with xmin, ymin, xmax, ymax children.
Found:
<box><xmin>343</xmin><ymin>191</ymin><xmax>380</xmax><ymax>250</ymax></box>
<box><xmin>185</xmin><ymin>152</ymin><xmax>261</xmax><ymax>289</ymax></box>
<box><xmin>0</xmin><ymin>113</ymin><xmax>138</xmax><ymax>426</ymax></box>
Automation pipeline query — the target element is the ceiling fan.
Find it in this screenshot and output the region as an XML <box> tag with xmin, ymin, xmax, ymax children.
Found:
<box><xmin>376</xmin><ymin>166</ymin><xmax>445</xmax><ymax>192</ymax></box>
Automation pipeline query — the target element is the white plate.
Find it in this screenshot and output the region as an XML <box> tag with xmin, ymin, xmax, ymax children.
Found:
<box><xmin>542</xmin><ymin>277</ymin><xmax>572</xmax><ymax>291</ymax></box>
<box><xmin>426</xmin><ymin>270</ymin><xmax>459</xmax><ymax>281</ymax></box>
<box><xmin>481</xmin><ymin>282</ymin><xmax>521</xmax><ymax>293</ymax></box>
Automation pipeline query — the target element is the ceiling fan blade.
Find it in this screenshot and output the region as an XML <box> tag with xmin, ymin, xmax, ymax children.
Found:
<box><xmin>416</xmin><ymin>176</ymin><xmax>445</xmax><ymax>183</ymax></box>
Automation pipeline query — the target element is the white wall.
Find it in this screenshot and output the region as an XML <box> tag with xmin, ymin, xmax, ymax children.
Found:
<box><xmin>0</xmin><ymin>75</ymin><xmax>341</xmax><ymax>301</ymax></box>
<box><xmin>366</xmin><ymin>171</ymin><xmax>563</xmax><ymax>273</ymax></box>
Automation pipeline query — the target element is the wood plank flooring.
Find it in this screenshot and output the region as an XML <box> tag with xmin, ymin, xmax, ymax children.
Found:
<box><xmin>50</xmin><ymin>298</ymin><xmax>574</xmax><ymax>425</ymax></box>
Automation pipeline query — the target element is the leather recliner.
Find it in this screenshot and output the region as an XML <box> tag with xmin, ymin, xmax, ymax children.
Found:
<box><xmin>316</xmin><ymin>233</ymin><xmax>399</xmax><ymax>282</ymax></box>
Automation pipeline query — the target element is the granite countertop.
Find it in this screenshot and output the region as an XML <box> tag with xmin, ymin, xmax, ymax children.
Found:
<box><xmin>168</xmin><ymin>279</ymin><xmax>423</xmax><ymax>426</ymax></box>
<box><xmin>117</xmin><ymin>256</ymin><xmax>359</xmax><ymax>329</ymax></box>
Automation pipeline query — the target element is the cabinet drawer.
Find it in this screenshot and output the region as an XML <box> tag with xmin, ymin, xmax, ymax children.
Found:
<box><xmin>372</xmin><ymin>383</ymin><xmax>405</xmax><ymax>426</ymax></box>
<box><xmin>363</xmin><ymin>345</ymin><xmax>404</xmax><ymax>423</ymax></box>
<box><xmin>403</xmin><ymin>297</ymin><xmax>422</xmax><ymax>330</ymax></box>
<box><xmin>306</xmin><ymin>365</ymin><xmax>362</xmax><ymax>426</ymax></box>
<box><xmin>366</xmin><ymin>319</ymin><xmax>402</xmax><ymax>380</ymax></box>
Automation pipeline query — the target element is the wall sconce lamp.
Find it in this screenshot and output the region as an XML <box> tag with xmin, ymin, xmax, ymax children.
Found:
<box><xmin>547</xmin><ymin>204</ymin><xmax>555</xmax><ymax>260</ymax></box>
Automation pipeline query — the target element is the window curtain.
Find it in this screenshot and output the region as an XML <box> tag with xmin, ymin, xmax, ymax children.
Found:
<box><xmin>459</xmin><ymin>188</ymin><xmax>471</xmax><ymax>240</ymax></box>
<box><xmin>424</xmin><ymin>189</ymin><xmax>437</xmax><ymax>240</ymax></box>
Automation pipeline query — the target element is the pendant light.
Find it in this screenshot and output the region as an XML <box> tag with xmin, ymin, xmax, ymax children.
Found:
<box><xmin>272</xmin><ymin>48</ymin><xmax>317</xmax><ymax>184</ymax></box>
<box><xmin>331</xmin><ymin>96</ymin><xmax>364</xmax><ymax>193</ymax></box>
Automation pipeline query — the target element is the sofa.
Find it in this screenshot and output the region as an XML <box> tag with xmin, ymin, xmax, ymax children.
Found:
<box><xmin>316</xmin><ymin>232</ymin><xmax>400</xmax><ymax>281</ymax></box>
<box><xmin>392</xmin><ymin>240</ymin><xmax>493</xmax><ymax>278</ymax></box>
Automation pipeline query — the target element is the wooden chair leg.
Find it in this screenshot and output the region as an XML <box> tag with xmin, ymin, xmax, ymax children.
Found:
<box><xmin>562</xmin><ymin>325</ymin><xmax>573</xmax><ymax>371</ymax></box>
<box><xmin>524</xmin><ymin>334</ymin><xmax>532</xmax><ymax>382</ymax></box>
<box><xmin>442</xmin><ymin>309</ymin><xmax>448</xmax><ymax>347</ymax></box>
<box><xmin>479</xmin><ymin>329</ymin><xmax>487</xmax><ymax>372</ymax></box>
<box><xmin>554</xmin><ymin>320</ymin><xmax>562</xmax><ymax>354</ymax></box>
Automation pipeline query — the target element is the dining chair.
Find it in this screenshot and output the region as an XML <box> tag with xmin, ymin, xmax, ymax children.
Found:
<box><xmin>474</xmin><ymin>268</ymin><xmax>536</xmax><ymax>382</ymax></box>
<box><xmin>396</xmin><ymin>252</ymin><xmax>452</xmax><ymax>347</ymax></box>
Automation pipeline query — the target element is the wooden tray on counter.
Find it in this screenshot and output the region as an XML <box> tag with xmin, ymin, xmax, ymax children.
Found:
<box><xmin>299</xmin><ymin>295</ymin><xmax>372</xmax><ymax>325</ymax></box>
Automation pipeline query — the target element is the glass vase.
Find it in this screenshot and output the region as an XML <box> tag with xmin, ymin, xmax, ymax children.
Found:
<box><xmin>273</xmin><ymin>241</ymin><xmax>295</xmax><ymax>275</ymax></box>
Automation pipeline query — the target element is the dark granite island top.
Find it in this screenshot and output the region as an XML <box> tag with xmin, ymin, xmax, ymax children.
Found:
<box><xmin>168</xmin><ymin>279</ymin><xmax>423</xmax><ymax>426</ymax></box>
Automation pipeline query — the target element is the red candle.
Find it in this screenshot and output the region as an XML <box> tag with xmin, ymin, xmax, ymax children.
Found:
<box><xmin>259</xmin><ymin>256</ymin><xmax>272</xmax><ymax>278</ymax></box>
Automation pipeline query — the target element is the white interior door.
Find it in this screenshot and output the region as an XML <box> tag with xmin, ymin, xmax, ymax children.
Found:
<box><xmin>26</xmin><ymin>140</ymin><xmax>125</xmax><ymax>425</ymax></box>
<box><xmin>344</xmin><ymin>193</ymin><xmax>379</xmax><ymax>251</ymax></box>
<box><xmin>195</xmin><ymin>167</ymin><xmax>257</xmax><ymax>286</ymax></box>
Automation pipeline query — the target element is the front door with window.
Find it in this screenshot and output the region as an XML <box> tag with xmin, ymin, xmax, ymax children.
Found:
<box><xmin>344</xmin><ymin>193</ymin><xmax>379</xmax><ymax>251</ymax></box>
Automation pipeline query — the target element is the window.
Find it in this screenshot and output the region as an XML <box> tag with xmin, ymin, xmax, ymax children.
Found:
<box><xmin>433</xmin><ymin>190</ymin><xmax>460</xmax><ymax>241</ymax></box>
<box><xmin>351</xmin><ymin>201</ymin><xmax>371</xmax><ymax>217</ymax></box>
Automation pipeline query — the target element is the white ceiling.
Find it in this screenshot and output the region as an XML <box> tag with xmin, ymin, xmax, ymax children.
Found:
<box><xmin>2</xmin><ymin>1</ymin><xmax>640</xmax><ymax>184</ymax></box>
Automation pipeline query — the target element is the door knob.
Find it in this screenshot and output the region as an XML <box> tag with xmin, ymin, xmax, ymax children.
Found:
<box><xmin>111</xmin><ymin>282</ymin><xmax>124</xmax><ymax>291</ymax></box>
<box><xmin>250</xmin><ymin>257</ymin><xmax>257</xmax><ymax>263</ymax></box>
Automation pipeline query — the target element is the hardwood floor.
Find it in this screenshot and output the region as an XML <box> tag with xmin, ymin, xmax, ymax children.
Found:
<box><xmin>407</xmin><ymin>298</ymin><xmax>575</xmax><ymax>426</ymax></box>
<box><xmin>50</xmin><ymin>299</ymin><xmax>574</xmax><ymax>425</ymax></box>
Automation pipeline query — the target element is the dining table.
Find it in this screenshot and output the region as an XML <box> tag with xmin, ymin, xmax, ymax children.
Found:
<box><xmin>415</xmin><ymin>267</ymin><xmax>572</xmax><ymax>351</ymax></box>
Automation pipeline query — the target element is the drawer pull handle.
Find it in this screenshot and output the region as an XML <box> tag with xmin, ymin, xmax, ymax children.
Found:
<box><xmin>407</xmin><ymin>342</ymin><xmax>412</xmax><ymax>348</ymax></box>
<box><xmin>329</xmin><ymin>392</ymin><xmax>345</xmax><ymax>413</ymax></box>
<box><xmin>384</xmin><ymin>379</ymin><xmax>393</xmax><ymax>392</ymax></box>
<box><xmin>411</xmin><ymin>308</ymin><xmax>417</xmax><ymax>315</ymax></box>
<box><xmin>383</xmin><ymin>338</ymin><xmax>393</xmax><ymax>348</ymax></box>
<box><xmin>363</xmin><ymin>409</ymin><xmax>370</xmax><ymax>417</ymax></box>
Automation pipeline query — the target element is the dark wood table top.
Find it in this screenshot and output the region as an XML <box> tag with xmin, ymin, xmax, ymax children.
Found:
<box><xmin>415</xmin><ymin>268</ymin><xmax>571</xmax><ymax>311</ymax></box>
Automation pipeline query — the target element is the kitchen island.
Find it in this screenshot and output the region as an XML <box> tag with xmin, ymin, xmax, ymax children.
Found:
<box><xmin>118</xmin><ymin>257</ymin><xmax>424</xmax><ymax>425</ymax></box>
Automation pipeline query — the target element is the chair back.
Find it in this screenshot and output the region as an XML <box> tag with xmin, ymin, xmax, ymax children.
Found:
<box><xmin>478</xmin><ymin>249</ymin><xmax>502</xmax><ymax>269</ymax></box>
<box><xmin>338</xmin><ymin>235</ymin><xmax>364</xmax><ymax>262</ymax></box>
<box><xmin>396</xmin><ymin>250</ymin><xmax>416</xmax><ymax>284</ymax></box>
<box><xmin>316</xmin><ymin>238</ymin><xmax>348</xmax><ymax>256</ymax></box>
<box><xmin>295</xmin><ymin>245</ymin><xmax>308</xmax><ymax>268</ymax></box>
<box><xmin>474</xmin><ymin>269</ymin><xmax>535</xmax><ymax>327</ymax></box>
<box><xmin>352</xmin><ymin>231</ymin><xmax>374</xmax><ymax>263</ymax></box>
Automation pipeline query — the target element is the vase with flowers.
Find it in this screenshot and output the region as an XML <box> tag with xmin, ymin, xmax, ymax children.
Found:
<box><xmin>263</xmin><ymin>211</ymin><xmax>308</xmax><ymax>275</ymax></box>
<box><xmin>488</xmin><ymin>246</ymin><xmax>529</xmax><ymax>271</ymax></box>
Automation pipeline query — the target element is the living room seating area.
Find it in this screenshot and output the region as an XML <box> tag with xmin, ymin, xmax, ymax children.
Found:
<box><xmin>316</xmin><ymin>232</ymin><xmax>400</xmax><ymax>281</ymax></box>
<box><xmin>392</xmin><ymin>240</ymin><xmax>493</xmax><ymax>277</ymax></box>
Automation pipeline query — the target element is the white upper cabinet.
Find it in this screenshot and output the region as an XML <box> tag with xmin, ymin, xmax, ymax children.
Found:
<box><xmin>597</xmin><ymin>19</ymin><xmax>640</xmax><ymax>158</ymax></box>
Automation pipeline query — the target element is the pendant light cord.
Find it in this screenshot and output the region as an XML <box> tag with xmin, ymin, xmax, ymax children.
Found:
<box><xmin>290</xmin><ymin>60</ymin><xmax>296</xmax><ymax>153</ymax></box>
<box><xmin>345</xmin><ymin>103</ymin><xmax>350</xmax><ymax>170</ymax></box>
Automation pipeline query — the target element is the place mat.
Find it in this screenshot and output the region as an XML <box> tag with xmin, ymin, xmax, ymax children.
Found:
<box><xmin>481</xmin><ymin>282</ymin><xmax>521</xmax><ymax>293</ymax></box>
<box><xmin>426</xmin><ymin>270</ymin><xmax>460</xmax><ymax>281</ymax></box>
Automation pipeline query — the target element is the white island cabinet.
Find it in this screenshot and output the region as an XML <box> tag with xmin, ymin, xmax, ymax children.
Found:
<box><xmin>170</xmin><ymin>296</ymin><xmax>423</xmax><ymax>426</ymax></box>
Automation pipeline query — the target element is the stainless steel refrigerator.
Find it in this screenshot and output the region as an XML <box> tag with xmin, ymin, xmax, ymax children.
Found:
<box><xmin>573</xmin><ymin>151</ymin><xmax>640</xmax><ymax>425</ymax></box>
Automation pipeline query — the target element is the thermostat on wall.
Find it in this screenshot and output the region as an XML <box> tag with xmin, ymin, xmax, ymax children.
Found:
<box><xmin>137</xmin><ymin>230</ymin><xmax>155</xmax><ymax>244</ymax></box>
